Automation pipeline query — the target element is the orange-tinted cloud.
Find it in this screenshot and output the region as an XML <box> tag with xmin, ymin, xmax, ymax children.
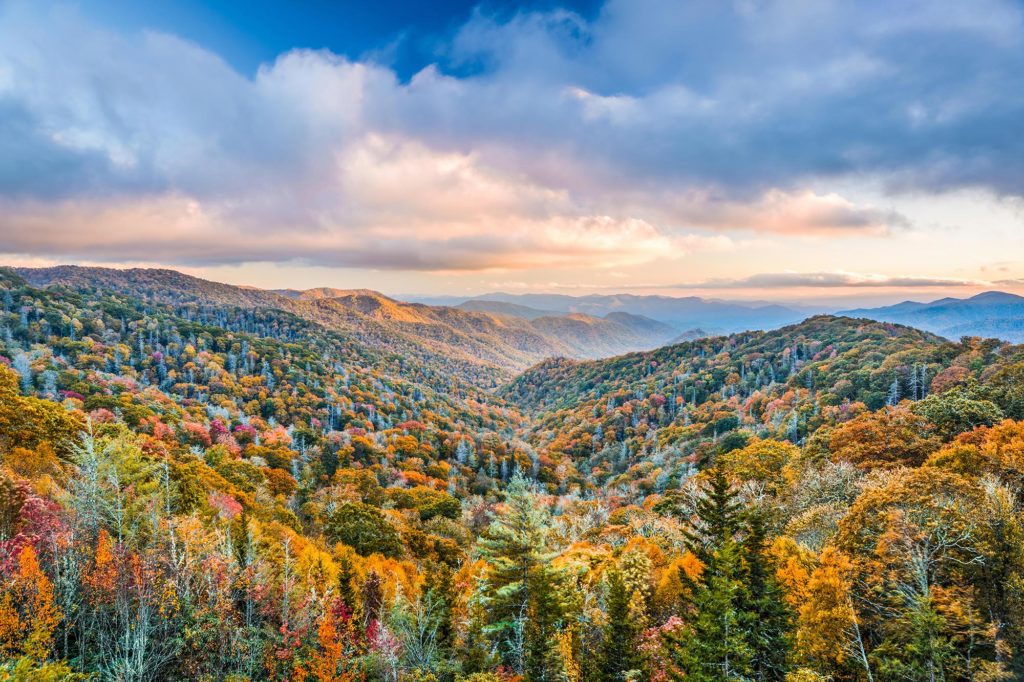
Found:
<box><xmin>674</xmin><ymin>271</ymin><xmax>988</xmax><ymax>289</ymax></box>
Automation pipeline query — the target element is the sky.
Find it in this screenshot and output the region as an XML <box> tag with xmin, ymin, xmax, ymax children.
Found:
<box><xmin>1</xmin><ymin>0</ymin><xmax>1024</xmax><ymax>306</ymax></box>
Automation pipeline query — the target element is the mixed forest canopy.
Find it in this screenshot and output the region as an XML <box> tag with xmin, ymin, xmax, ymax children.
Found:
<box><xmin>3</xmin><ymin>266</ymin><xmax>1024</xmax><ymax>681</ymax></box>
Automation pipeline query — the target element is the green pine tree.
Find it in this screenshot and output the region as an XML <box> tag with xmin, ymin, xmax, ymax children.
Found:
<box><xmin>337</xmin><ymin>552</ymin><xmax>357</xmax><ymax>613</ymax></box>
<box><xmin>685</xmin><ymin>468</ymin><xmax>743</xmax><ymax>565</ymax></box>
<box><xmin>742</xmin><ymin>512</ymin><xmax>792</xmax><ymax>681</ymax></box>
<box><xmin>666</xmin><ymin>469</ymin><xmax>754</xmax><ymax>681</ymax></box>
<box><xmin>477</xmin><ymin>473</ymin><xmax>562</xmax><ymax>676</ymax></box>
<box><xmin>525</xmin><ymin>561</ymin><xmax>567</xmax><ymax>681</ymax></box>
<box><xmin>668</xmin><ymin>539</ymin><xmax>754</xmax><ymax>681</ymax></box>
<box><xmin>423</xmin><ymin>560</ymin><xmax>456</xmax><ymax>652</ymax></box>
<box><xmin>600</xmin><ymin>567</ymin><xmax>644</xmax><ymax>681</ymax></box>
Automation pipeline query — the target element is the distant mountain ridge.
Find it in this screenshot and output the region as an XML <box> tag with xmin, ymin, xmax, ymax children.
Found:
<box><xmin>410</xmin><ymin>291</ymin><xmax>811</xmax><ymax>334</ymax></box>
<box><xmin>840</xmin><ymin>290</ymin><xmax>1024</xmax><ymax>342</ymax></box>
<box><xmin>454</xmin><ymin>300</ymin><xmax>561</xmax><ymax>320</ymax></box>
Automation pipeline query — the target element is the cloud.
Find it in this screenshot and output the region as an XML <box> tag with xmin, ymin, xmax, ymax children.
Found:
<box><xmin>433</xmin><ymin>0</ymin><xmax>1024</xmax><ymax>195</ymax></box>
<box><xmin>0</xmin><ymin>134</ymin><xmax>697</xmax><ymax>270</ymax></box>
<box><xmin>0</xmin><ymin>0</ymin><xmax>1023</xmax><ymax>270</ymax></box>
<box><xmin>644</xmin><ymin>189</ymin><xmax>908</xmax><ymax>236</ymax></box>
<box><xmin>675</xmin><ymin>271</ymin><xmax>989</xmax><ymax>290</ymax></box>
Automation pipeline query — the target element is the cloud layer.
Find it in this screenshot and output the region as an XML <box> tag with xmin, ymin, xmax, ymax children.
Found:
<box><xmin>1</xmin><ymin>0</ymin><xmax>1022</xmax><ymax>271</ymax></box>
<box><xmin>677</xmin><ymin>271</ymin><xmax>988</xmax><ymax>290</ymax></box>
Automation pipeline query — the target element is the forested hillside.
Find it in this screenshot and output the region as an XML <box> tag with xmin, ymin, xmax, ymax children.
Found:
<box><xmin>4</xmin><ymin>269</ymin><xmax>1024</xmax><ymax>681</ymax></box>
<box><xmin>15</xmin><ymin>267</ymin><xmax>679</xmax><ymax>381</ymax></box>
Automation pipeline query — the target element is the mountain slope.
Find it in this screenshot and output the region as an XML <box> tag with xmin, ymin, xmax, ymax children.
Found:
<box><xmin>17</xmin><ymin>265</ymin><xmax>286</xmax><ymax>308</ymax></box>
<box><xmin>9</xmin><ymin>269</ymin><xmax>1024</xmax><ymax>681</ymax></box>
<box><xmin>502</xmin><ymin>316</ymin><xmax>968</xmax><ymax>472</ymax></box>
<box><xmin>13</xmin><ymin>266</ymin><xmax>678</xmax><ymax>382</ymax></box>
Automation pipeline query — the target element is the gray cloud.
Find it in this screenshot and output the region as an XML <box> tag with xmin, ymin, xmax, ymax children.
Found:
<box><xmin>425</xmin><ymin>0</ymin><xmax>1024</xmax><ymax>196</ymax></box>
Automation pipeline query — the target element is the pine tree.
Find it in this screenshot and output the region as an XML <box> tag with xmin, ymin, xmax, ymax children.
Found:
<box><xmin>337</xmin><ymin>553</ymin><xmax>357</xmax><ymax>613</ymax></box>
<box><xmin>667</xmin><ymin>469</ymin><xmax>753</xmax><ymax>681</ymax></box>
<box><xmin>477</xmin><ymin>473</ymin><xmax>562</xmax><ymax>676</ymax></box>
<box><xmin>525</xmin><ymin>560</ymin><xmax>566</xmax><ymax>681</ymax></box>
<box><xmin>423</xmin><ymin>560</ymin><xmax>455</xmax><ymax>653</ymax></box>
<box><xmin>684</xmin><ymin>468</ymin><xmax>742</xmax><ymax>565</ymax></box>
<box><xmin>599</xmin><ymin>568</ymin><xmax>644</xmax><ymax>681</ymax></box>
<box><xmin>667</xmin><ymin>540</ymin><xmax>753</xmax><ymax>681</ymax></box>
<box><xmin>742</xmin><ymin>513</ymin><xmax>792</xmax><ymax>681</ymax></box>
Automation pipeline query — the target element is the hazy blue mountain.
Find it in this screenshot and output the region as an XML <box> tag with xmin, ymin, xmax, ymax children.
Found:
<box><xmin>455</xmin><ymin>300</ymin><xmax>561</xmax><ymax>320</ymax></box>
<box><xmin>840</xmin><ymin>291</ymin><xmax>1024</xmax><ymax>342</ymax></box>
<box><xmin>602</xmin><ymin>311</ymin><xmax>678</xmax><ymax>337</ymax></box>
<box><xmin>668</xmin><ymin>328</ymin><xmax>714</xmax><ymax>344</ymax></box>
<box><xmin>408</xmin><ymin>292</ymin><xmax>809</xmax><ymax>333</ymax></box>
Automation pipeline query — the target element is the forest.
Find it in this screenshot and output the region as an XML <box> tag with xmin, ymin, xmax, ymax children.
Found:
<box><xmin>3</xmin><ymin>267</ymin><xmax>1024</xmax><ymax>681</ymax></box>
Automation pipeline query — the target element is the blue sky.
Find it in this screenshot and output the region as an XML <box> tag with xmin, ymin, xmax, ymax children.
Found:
<box><xmin>1</xmin><ymin>0</ymin><xmax>1023</xmax><ymax>304</ymax></box>
<box><xmin>82</xmin><ymin>0</ymin><xmax>602</xmax><ymax>79</ymax></box>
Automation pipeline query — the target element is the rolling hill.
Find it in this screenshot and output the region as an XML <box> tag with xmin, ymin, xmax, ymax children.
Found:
<box><xmin>8</xmin><ymin>267</ymin><xmax>1024</xmax><ymax>681</ymax></box>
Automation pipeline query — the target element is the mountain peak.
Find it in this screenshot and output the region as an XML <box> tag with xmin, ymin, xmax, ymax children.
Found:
<box><xmin>967</xmin><ymin>290</ymin><xmax>1024</xmax><ymax>303</ymax></box>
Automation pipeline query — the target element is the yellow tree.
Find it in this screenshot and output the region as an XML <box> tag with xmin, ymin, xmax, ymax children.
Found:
<box><xmin>838</xmin><ymin>468</ymin><xmax>985</xmax><ymax>680</ymax></box>
<box><xmin>794</xmin><ymin>547</ymin><xmax>859</xmax><ymax>676</ymax></box>
<box><xmin>828</xmin><ymin>406</ymin><xmax>938</xmax><ymax>469</ymax></box>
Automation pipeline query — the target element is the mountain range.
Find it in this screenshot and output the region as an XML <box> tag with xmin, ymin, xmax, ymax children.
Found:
<box><xmin>409</xmin><ymin>291</ymin><xmax>814</xmax><ymax>335</ymax></box>
<box><xmin>19</xmin><ymin>267</ymin><xmax>1024</xmax><ymax>352</ymax></box>
<box><xmin>7</xmin><ymin>264</ymin><xmax>1024</xmax><ymax>680</ymax></box>
<box><xmin>840</xmin><ymin>290</ymin><xmax>1024</xmax><ymax>342</ymax></box>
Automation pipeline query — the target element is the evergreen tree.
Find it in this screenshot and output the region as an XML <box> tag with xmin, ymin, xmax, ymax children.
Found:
<box><xmin>524</xmin><ymin>560</ymin><xmax>566</xmax><ymax>682</ymax></box>
<box><xmin>684</xmin><ymin>468</ymin><xmax>743</xmax><ymax>564</ymax></box>
<box><xmin>667</xmin><ymin>469</ymin><xmax>753</xmax><ymax>681</ymax></box>
<box><xmin>599</xmin><ymin>568</ymin><xmax>644</xmax><ymax>681</ymax></box>
<box><xmin>742</xmin><ymin>512</ymin><xmax>792</xmax><ymax>682</ymax></box>
<box><xmin>337</xmin><ymin>553</ymin><xmax>357</xmax><ymax>613</ymax></box>
<box><xmin>423</xmin><ymin>561</ymin><xmax>455</xmax><ymax>653</ymax></box>
<box><xmin>477</xmin><ymin>473</ymin><xmax>562</xmax><ymax>675</ymax></box>
<box><xmin>675</xmin><ymin>540</ymin><xmax>754</xmax><ymax>681</ymax></box>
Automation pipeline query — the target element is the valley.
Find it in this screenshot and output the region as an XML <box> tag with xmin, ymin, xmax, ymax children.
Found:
<box><xmin>2</xmin><ymin>3</ymin><xmax>1021</xmax><ymax>680</ymax></box>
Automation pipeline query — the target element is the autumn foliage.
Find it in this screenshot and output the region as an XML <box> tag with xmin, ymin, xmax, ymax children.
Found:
<box><xmin>2</xmin><ymin>270</ymin><xmax>1024</xmax><ymax>679</ymax></box>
